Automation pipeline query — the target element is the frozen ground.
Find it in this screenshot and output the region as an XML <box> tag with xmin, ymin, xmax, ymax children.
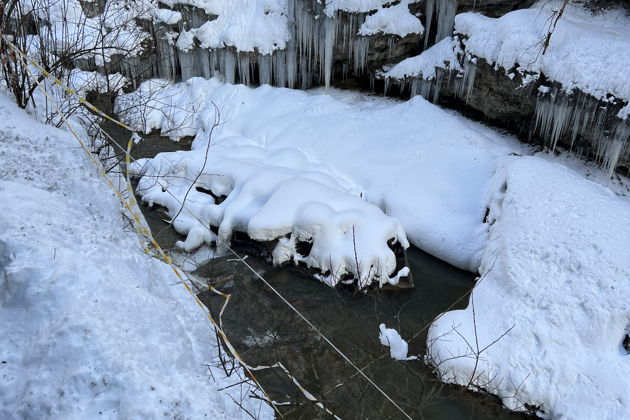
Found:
<box><xmin>0</xmin><ymin>93</ymin><xmax>272</xmax><ymax>419</ymax></box>
<box><xmin>117</xmin><ymin>77</ymin><xmax>630</xmax><ymax>418</ymax></box>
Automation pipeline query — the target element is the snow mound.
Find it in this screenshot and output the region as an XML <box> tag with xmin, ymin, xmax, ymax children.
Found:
<box><xmin>382</xmin><ymin>36</ymin><xmax>461</xmax><ymax>80</ymax></box>
<box><xmin>455</xmin><ymin>1</ymin><xmax>630</xmax><ymax>102</ymax></box>
<box><xmin>427</xmin><ymin>156</ymin><xmax>630</xmax><ymax>419</ymax></box>
<box><xmin>131</xmin><ymin>141</ymin><xmax>410</xmax><ymax>289</ymax></box>
<box><xmin>0</xmin><ymin>94</ymin><xmax>271</xmax><ymax>418</ymax></box>
<box><xmin>358</xmin><ymin>1</ymin><xmax>424</xmax><ymax>37</ymax></box>
<box><xmin>379</xmin><ymin>324</ymin><xmax>416</xmax><ymax>361</ymax></box>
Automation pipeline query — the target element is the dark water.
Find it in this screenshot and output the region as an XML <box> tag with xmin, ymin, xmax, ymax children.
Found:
<box><xmin>195</xmin><ymin>250</ymin><xmax>532</xmax><ymax>420</ymax></box>
<box><xmin>116</xmin><ymin>128</ymin><xmax>533</xmax><ymax>420</ymax></box>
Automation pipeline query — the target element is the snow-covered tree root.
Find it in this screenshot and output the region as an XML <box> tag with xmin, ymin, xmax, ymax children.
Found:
<box><xmin>130</xmin><ymin>141</ymin><xmax>411</xmax><ymax>290</ymax></box>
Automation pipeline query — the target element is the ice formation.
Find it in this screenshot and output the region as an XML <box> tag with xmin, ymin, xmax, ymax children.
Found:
<box><xmin>130</xmin><ymin>143</ymin><xmax>410</xmax><ymax>289</ymax></box>
<box><xmin>535</xmin><ymin>88</ymin><xmax>630</xmax><ymax>177</ymax></box>
<box><xmin>423</xmin><ymin>0</ymin><xmax>457</xmax><ymax>49</ymax></box>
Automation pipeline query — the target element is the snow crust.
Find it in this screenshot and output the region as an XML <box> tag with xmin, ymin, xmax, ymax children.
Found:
<box><xmin>455</xmin><ymin>1</ymin><xmax>630</xmax><ymax>102</ymax></box>
<box><xmin>428</xmin><ymin>156</ymin><xmax>630</xmax><ymax>419</ymax></box>
<box><xmin>0</xmin><ymin>94</ymin><xmax>271</xmax><ymax>418</ymax></box>
<box><xmin>382</xmin><ymin>37</ymin><xmax>461</xmax><ymax>80</ymax></box>
<box><xmin>358</xmin><ymin>1</ymin><xmax>424</xmax><ymax>37</ymax></box>
<box><xmin>117</xmin><ymin>77</ymin><xmax>526</xmax><ymax>272</ymax></box>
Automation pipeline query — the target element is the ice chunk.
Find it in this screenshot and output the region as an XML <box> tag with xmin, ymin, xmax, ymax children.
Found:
<box><xmin>379</xmin><ymin>323</ymin><xmax>416</xmax><ymax>360</ymax></box>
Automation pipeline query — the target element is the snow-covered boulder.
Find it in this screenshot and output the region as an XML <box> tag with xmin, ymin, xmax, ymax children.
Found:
<box><xmin>131</xmin><ymin>141</ymin><xmax>411</xmax><ymax>289</ymax></box>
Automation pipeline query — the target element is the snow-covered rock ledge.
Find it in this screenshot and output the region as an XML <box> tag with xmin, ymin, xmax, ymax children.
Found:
<box><xmin>381</xmin><ymin>1</ymin><xmax>630</xmax><ymax>175</ymax></box>
<box><xmin>427</xmin><ymin>156</ymin><xmax>630</xmax><ymax>419</ymax></box>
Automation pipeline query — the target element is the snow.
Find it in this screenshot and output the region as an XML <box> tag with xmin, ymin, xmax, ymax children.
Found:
<box><xmin>117</xmin><ymin>77</ymin><xmax>526</xmax><ymax>272</ymax></box>
<box><xmin>455</xmin><ymin>1</ymin><xmax>630</xmax><ymax>102</ymax></box>
<box><xmin>164</xmin><ymin>0</ymin><xmax>290</xmax><ymax>54</ymax></box>
<box><xmin>382</xmin><ymin>37</ymin><xmax>461</xmax><ymax>80</ymax></box>
<box><xmin>427</xmin><ymin>156</ymin><xmax>630</xmax><ymax>419</ymax></box>
<box><xmin>379</xmin><ymin>324</ymin><xmax>416</xmax><ymax>361</ymax></box>
<box><xmin>130</xmin><ymin>142</ymin><xmax>410</xmax><ymax>289</ymax></box>
<box><xmin>358</xmin><ymin>1</ymin><xmax>424</xmax><ymax>38</ymax></box>
<box><xmin>0</xmin><ymin>94</ymin><xmax>272</xmax><ymax>418</ymax></box>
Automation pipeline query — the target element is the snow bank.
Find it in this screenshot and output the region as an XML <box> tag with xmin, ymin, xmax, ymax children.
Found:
<box><xmin>382</xmin><ymin>36</ymin><xmax>461</xmax><ymax>80</ymax></box>
<box><xmin>131</xmin><ymin>138</ymin><xmax>409</xmax><ymax>289</ymax></box>
<box><xmin>0</xmin><ymin>94</ymin><xmax>271</xmax><ymax>418</ymax></box>
<box><xmin>358</xmin><ymin>1</ymin><xmax>424</xmax><ymax>37</ymax></box>
<box><xmin>427</xmin><ymin>156</ymin><xmax>630</xmax><ymax>419</ymax></box>
<box><xmin>117</xmin><ymin>77</ymin><xmax>525</xmax><ymax>272</ymax></box>
<box><xmin>455</xmin><ymin>1</ymin><xmax>630</xmax><ymax>102</ymax></box>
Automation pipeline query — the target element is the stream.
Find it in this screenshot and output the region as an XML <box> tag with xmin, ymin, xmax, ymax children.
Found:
<box><xmin>105</xmin><ymin>123</ymin><xmax>534</xmax><ymax>420</ymax></box>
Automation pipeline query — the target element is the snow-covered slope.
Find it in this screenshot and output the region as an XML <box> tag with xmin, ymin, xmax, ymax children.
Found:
<box><xmin>428</xmin><ymin>156</ymin><xmax>630</xmax><ymax>419</ymax></box>
<box><xmin>0</xmin><ymin>94</ymin><xmax>271</xmax><ymax>419</ymax></box>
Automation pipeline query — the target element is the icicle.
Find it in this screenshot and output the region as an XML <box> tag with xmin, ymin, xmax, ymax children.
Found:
<box><xmin>353</xmin><ymin>37</ymin><xmax>369</xmax><ymax>75</ymax></box>
<box><xmin>424</xmin><ymin>0</ymin><xmax>457</xmax><ymax>49</ymax></box>
<box><xmin>178</xmin><ymin>50</ymin><xmax>196</xmax><ymax>81</ymax></box>
<box><xmin>323</xmin><ymin>18</ymin><xmax>337</xmax><ymax>89</ymax></box>
<box><xmin>274</xmin><ymin>50</ymin><xmax>287</xmax><ymax>87</ymax></box>
<box><xmin>222</xmin><ymin>50</ymin><xmax>236</xmax><ymax>84</ymax></box>
<box><xmin>456</xmin><ymin>59</ymin><xmax>476</xmax><ymax>103</ymax></box>
<box><xmin>259</xmin><ymin>54</ymin><xmax>272</xmax><ymax>85</ymax></box>
<box><xmin>237</xmin><ymin>53</ymin><xmax>251</xmax><ymax>86</ymax></box>
<box><xmin>198</xmin><ymin>49</ymin><xmax>211</xmax><ymax>78</ymax></box>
